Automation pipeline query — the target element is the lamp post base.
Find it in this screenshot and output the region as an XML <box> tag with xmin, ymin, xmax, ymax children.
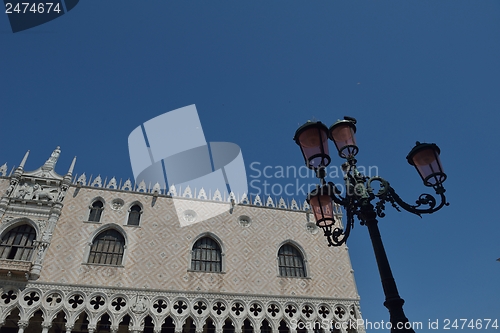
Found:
<box><xmin>384</xmin><ymin>298</ymin><xmax>415</xmax><ymax>332</ymax></box>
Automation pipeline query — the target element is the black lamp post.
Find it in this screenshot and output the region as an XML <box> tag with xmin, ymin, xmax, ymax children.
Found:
<box><xmin>294</xmin><ymin>117</ymin><xmax>448</xmax><ymax>333</ymax></box>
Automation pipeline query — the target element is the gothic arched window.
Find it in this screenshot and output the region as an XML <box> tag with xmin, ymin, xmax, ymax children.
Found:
<box><xmin>278</xmin><ymin>244</ymin><xmax>306</xmax><ymax>277</ymax></box>
<box><xmin>0</xmin><ymin>224</ymin><xmax>36</xmax><ymax>261</ymax></box>
<box><xmin>127</xmin><ymin>204</ymin><xmax>142</xmax><ymax>226</ymax></box>
<box><xmin>88</xmin><ymin>200</ymin><xmax>104</xmax><ymax>222</ymax></box>
<box><xmin>88</xmin><ymin>229</ymin><xmax>125</xmax><ymax>265</ymax></box>
<box><xmin>191</xmin><ymin>237</ymin><xmax>222</xmax><ymax>272</ymax></box>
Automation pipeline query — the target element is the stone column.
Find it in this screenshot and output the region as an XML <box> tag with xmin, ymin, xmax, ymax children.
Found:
<box><xmin>41</xmin><ymin>322</ymin><xmax>52</xmax><ymax>333</ymax></box>
<box><xmin>88</xmin><ymin>324</ymin><xmax>97</xmax><ymax>333</ymax></box>
<box><xmin>175</xmin><ymin>321</ymin><xmax>183</xmax><ymax>333</ymax></box>
<box><xmin>65</xmin><ymin>324</ymin><xmax>74</xmax><ymax>333</ymax></box>
<box><xmin>17</xmin><ymin>320</ymin><xmax>29</xmax><ymax>333</ymax></box>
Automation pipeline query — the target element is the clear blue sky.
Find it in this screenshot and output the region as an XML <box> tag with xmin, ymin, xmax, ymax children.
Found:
<box><xmin>1</xmin><ymin>1</ymin><xmax>499</xmax><ymax>331</ymax></box>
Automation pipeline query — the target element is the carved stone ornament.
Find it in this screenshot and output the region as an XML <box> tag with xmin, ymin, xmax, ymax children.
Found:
<box><xmin>36</xmin><ymin>220</ymin><xmax>47</xmax><ymax>230</ymax></box>
<box><xmin>238</xmin><ymin>215</ymin><xmax>251</xmax><ymax>227</ymax></box>
<box><xmin>111</xmin><ymin>199</ymin><xmax>125</xmax><ymax>210</ymax></box>
<box><xmin>34</xmin><ymin>243</ymin><xmax>49</xmax><ymax>265</ymax></box>
<box><xmin>183</xmin><ymin>210</ymin><xmax>197</xmax><ymax>223</ymax></box>
<box><xmin>56</xmin><ymin>184</ymin><xmax>69</xmax><ymax>202</ymax></box>
<box><xmin>0</xmin><ymin>163</ymin><xmax>7</xmax><ymax>176</ymax></box>
<box><xmin>3</xmin><ymin>216</ymin><xmax>15</xmax><ymax>223</ymax></box>
<box><xmin>14</xmin><ymin>182</ymin><xmax>59</xmax><ymax>201</ymax></box>
<box><xmin>5</xmin><ymin>179</ymin><xmax>18</xmax><ymax>197</ymax></box>
<box><xmin>130</xmin><ymin>295</ymin><xmax>148</xmax><ymax>314</ymax></box>
<box><xmin>306</xmin><ymin>222</ymin><xmax>319</xmax><ymax>235</ymax></box>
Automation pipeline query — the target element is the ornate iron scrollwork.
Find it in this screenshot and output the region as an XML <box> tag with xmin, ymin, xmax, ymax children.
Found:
<box><xmin>317</xmin><ymin>163</ymin><xmax>448</xmax><ymax>246</ymax></box>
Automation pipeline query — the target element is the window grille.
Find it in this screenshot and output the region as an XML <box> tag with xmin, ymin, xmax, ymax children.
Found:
<box><xmin>127</xmin><ymin>205</ymin><xmax>142</xmax><ymax>226</ymax></box>
<box><xmin>88</xmin><ymin>200</ymin><xmax>104</xmax><ymax>222</ymax></box>
<box><xmin>191</xmin><ymin>237</ymin><xmax>222</xmax><ymax>272</ymax></box>
<box><xmin>0</xmin><ymin>224</ymin><xmax>36</xmax><ymax>261</ymax></box>
<box><xmin>88</xmin><ymin>229</ymin><xmax>125</xmax><ymax>265</ymax></box>
<box><xmin>278</xmin><ymin>244</ymin><xmax>306</xmax><ymax>277</ymax></box>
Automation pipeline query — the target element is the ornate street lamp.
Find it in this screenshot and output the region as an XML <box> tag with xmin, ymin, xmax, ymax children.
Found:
<box><xmin>293</xmin><ymin>121</ymin><xmax>331</xmax><ymax>170</ymax></box>
<box><xmin>406</xmin><ymin>142</ymin><xmax>446</xmax><ymax>188</ymax></box>
<box><xmin>295</xmin><ymin>117</ymin><xmax>448</xmax><ymax>333</ymax></box>
<box><xmin>328</xmin><ymin>117</ymin><xmax>358</xmax><ymax>158</ymax></box>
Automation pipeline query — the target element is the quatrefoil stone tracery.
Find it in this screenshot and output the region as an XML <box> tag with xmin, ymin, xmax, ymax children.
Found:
<box><xmin>1</xmin><ymin>290</ymin><xmax>17</xmax><ymax>305</ymax></box>
<box><xmin>231</xmin><ymin>302</ymin><xmax>244</xmax><ymax>316</ymax></box>
<box><xmin>212</xmin><ymin>301</ymin><xmax>227</xmax><ymax>316</ymax></box>
<box><xmin>249</xmin><ymin>303</ymin><xmax>263</xmax><ymax>317</ymax></box>
<box><xmin>173</xmin><ymin>300</ymin><xmax>188</xmax><ymax>314</ymax></box>
<box><xmin>152</xmin><ymin>299</ymin><xmax>168</xmax><ymax>314</ymax></box>
<box><xmin>23</xmin><ymin>291</ymin><xmax>40</xmax><ymax>306</ymax></box>
<box><xmin>334</xmin><ymin>306</ymin><xmax>346</xmax><ymax>319</ymax></box>
<box><xmin>0</xmin><ymin>285</ymin><xmax>362</xmax><ymax>331</ymax></box>
<box><xmin>193</xmin><ymin>301</ymin><xmax>208</xmax><ymax>315</ymax></box>
<box><xmin>111</xmin><ymin>297</ymin><xmax>126</xmax><ymax>311</ymax></box>
<box><xmin>318</xmin><ymin>305</ymin><xmax>330</xmax><ymax>319</ymax></box>
<box><xmin>90</xmin><ymin>295</ymin><xmax>106</xmax><ymax>310</ymax></box>
<box><xmin>301</xmin><ymin>305</ymin><xmax>314</xmax><ymax>318</ymax></box>
<box><xmin>285</xmin><ymin>304</ymin><xmax>297</xmax><ymax>318</ymax></box>
<box><xmin>68</xmin><ymin>294</ymin><xmax>85</xmax><ymax>309</ymax></box>
<box><xmin>267</xmin><ymin>303</ymin><xmax>280</xmax><ymax>317</ymax></box>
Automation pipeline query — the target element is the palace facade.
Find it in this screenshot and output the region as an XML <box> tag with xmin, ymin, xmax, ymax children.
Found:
<box><xmin>0</xmin><ymin>148</ymin><xmax>364</xmax><ymax>333</ymax></box>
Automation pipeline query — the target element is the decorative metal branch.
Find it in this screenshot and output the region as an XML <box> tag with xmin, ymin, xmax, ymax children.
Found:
<box><xmin>318</xmin><ymin>168</ymin><xmax>448</xmax><ymax>246</ymax></box>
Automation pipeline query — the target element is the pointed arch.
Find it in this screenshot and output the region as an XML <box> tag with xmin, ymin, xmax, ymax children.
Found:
<box><xmin>182</xmin><ymin>316</ymin><xmax>196</xmax><ymax>333</ymax></box>
<box><xmin>48</xmin><ymin>311</ymin><xmax>66</xmax><ymax>333</ymax></box>
<box><xmin>85</xmin><ymin>225</ymin><xmax>127</xmax><ymax>266</ymax></box>
<box><xmin>161</xmin><ymin>316</ymin><xmax>175</xmax><ymax>333</ymax></box>
<box><xmin>243</xmin><ymin>318</ymin><xmax>254</xmax><ymax>333</ymax></box>
<box><xmin>1</xmin><ymin>307</ymin><xmax>20</xmax><ymax>333</ymax></box>
<box><xmin>223</xmin><ymin>318</ymin><xmax>235</xmax><ymax>333</ymax></box>
<box><xmin>143</xmin><ymin>315</ymin><xmax>155</xmax><ymax>333</ymax></box>
<box><xmin>0</xmin><ymin>218</ymin><xmax>40</xmax><ymax>240</ymax></box>
<box><xmin>118</xmin><ymin>314</ymin><xmax>132</xmax><ymax>331</ymax></box>
<box><xmin>276</xmin><ymin>240</ymin><xmax>308</xmax><ymax>278</ymax></box>
<box><xmin>0</xmin><ymin>222</ymin><xmax>37</xmax><ymax>261</ymax></box>
<box><xmin>126</xmin><ymin>201</ymin><xmax>143</xmax><ymax>226</ymax></box>
<box><xmin>88</xmin><ymin>197</ymin><xmax>105</xmax><ymax>222</ymax></box>
<box><xmin>260</xmin><ymin>319</ymin><xmax>272</xmax><ymax>333</ymax></box>
<box><xmin>189</xmin><ymin>233</ymin><xmax>225</xmax><ymax>273</ymax></box>
<box><xmin>96</xmin><ymin>312</ymin><xmax>112</xmax><ymax>331</ymax></box>
<box><xmin>203</xmin><ymin>317</ymin><xmax>216</xmax><ymax>333</ymax></box>
<box><xmin>27</xmin><ymin>310</ymin><xmax>44</xmax><ymax>332</ymax></box>
<box><xmin>278</xmin><ymin>320</ymin><xmax>290</xmax><ymax>333</ymax></box>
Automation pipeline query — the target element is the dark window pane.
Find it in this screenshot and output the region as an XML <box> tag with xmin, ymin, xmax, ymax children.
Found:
<box><xmin>127</xmin><ymin>205</ymin><xmax>142</xmax><ymax>226</ymax></box>
<box><xmin>0</xmin><ymin>225</ymin><xmax>36</xmax><ymax>261</ymax></box>
<box><xmin>278</xmin><ymin>244</ymin><xmax>306</xmax><ymax>277</ymax></box>
<box><xmin>88</xmin><ymin>229</ymin><xmax>125</xmax><ymax>265</ymax></box>
<box><xmin>191</xmin><ymin>237</ymin><xmax>222</xmax><ymax>272</ymax></box>
<box><xmin>88</xmin><ymin>200</ymin><xmax>104</xmax><ymax>222</ymax></box>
